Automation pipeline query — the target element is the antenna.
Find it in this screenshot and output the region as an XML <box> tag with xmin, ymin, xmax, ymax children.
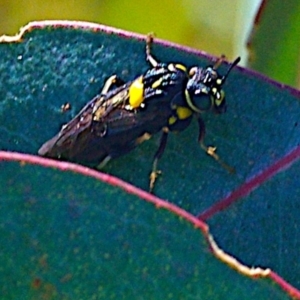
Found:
<box><xmin>213</xmin><ymin>55</ymin><xmax>226</xmax><ymax>70</ymax></box>
<box><xmin>223</xmin><ymin>57</ymin><xmax>241</xmax><ymax>81</ymax></box>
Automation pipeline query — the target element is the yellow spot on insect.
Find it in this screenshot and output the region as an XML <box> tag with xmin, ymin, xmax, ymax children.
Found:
<box><xmin>168</xmin><ymin>116</ymin><xmax>177</xmax><ymax>125</ymax></box>
<box><xmin>129</xmin><ymin>76</ymin><xmax>144</xmax><ymax>108</ymax></box>
<box><xmin>216</xmin><ymin>78</ymin><xmax>223</xmax><ymax>85</ymax></box>
<box><xmin>189</xmin><ymin>67</ymin><xmax>197</xmax><ymax>77</ymax></box>
<box><xmin>152</xmin><ymin>77</ymin><xmax>163</xmax><ymax>89</ymax></box>
<box><xmin>175</xmin><ymin>64</ymin><xmax>187</xmax><ymax>72</ymax></box>
<box><xmin>168</xmin><ymin>64</ymin><xmax>176</xmax><ymax>72</ymax></box>
<box><xmin>168</xmin><ymin>63</ymin><xmax>187</xmax><ymax>73</ymax></box>
<box><xmin>176</xmin><ymin>106</ymin><xmax>192</xmax><ymax>119</ymax></box>
<box><xmin>215</xmin><ymin>90</ymin><xmax>225</xmax><ymax>106</ymax></box>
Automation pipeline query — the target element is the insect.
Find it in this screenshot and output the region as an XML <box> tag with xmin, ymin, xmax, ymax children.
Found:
<box><xmin>38</xmin><ymin>35</ymin><xmax>240</xmax><ymax>191</ymax></box>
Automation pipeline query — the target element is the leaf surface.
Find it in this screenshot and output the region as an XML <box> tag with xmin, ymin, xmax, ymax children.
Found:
<box><xmin>0</xmin><ymin>21</ymin><xmax>300</xmax><ymax>295</ymax></box>
<box><xmin>0</xmin><ymin>153</ymin><xmax>293</xmax><ymax>299</ymax></box>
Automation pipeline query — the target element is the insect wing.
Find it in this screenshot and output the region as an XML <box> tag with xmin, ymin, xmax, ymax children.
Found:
<box><xmin>38</xmin><ymin>83</ymin><xmax>130</xmax><ymax>159</ymax></box>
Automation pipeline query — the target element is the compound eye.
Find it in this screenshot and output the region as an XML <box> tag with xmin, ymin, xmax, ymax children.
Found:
<box><xmin>215</xmin><ymin>90</ymin><xmax>225</xmax><ymax>107</ymax></box>
<box><xmin>189</xmin><ymin>67</ymin><xmax>197</xmax><ymax>77</ymax></box>
<box><xmin>191</xmin><ymin>92</ymin><xmax>212</xmax><ymax>111</ymax></box>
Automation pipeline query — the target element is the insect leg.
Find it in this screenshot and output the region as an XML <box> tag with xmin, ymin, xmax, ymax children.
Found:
<box><xmin>149</xmin><ymin>128</ymin><xmax>169</xmax><ymax>192</ymax></box>
<box><xmin>92</xmin><ymin>75</ymin><xmax>125</xmax><ymax>118</ymax></box>
<box><xmin>100</xmin><ymin>75</ymin><xmax>124</xmax><ymax>95</ymax></box>
<box><xmin>213</xmin><ymin>55</ymin><xmax>226</xmax><ymax>70</ymax></box>
<box><xmin>96</xmin><ymin>155</ymin><xmax>112</xmax><ymax>169</ymax></box>
<box><xmin>146</xmin><ymin>34</ymin><xmax>159</xmax><ymax>68</ymax></box>
<box><xmin>197</xmin><ymin>116</ymin><xmax>235</xmax><ymax>173</ymax></box>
